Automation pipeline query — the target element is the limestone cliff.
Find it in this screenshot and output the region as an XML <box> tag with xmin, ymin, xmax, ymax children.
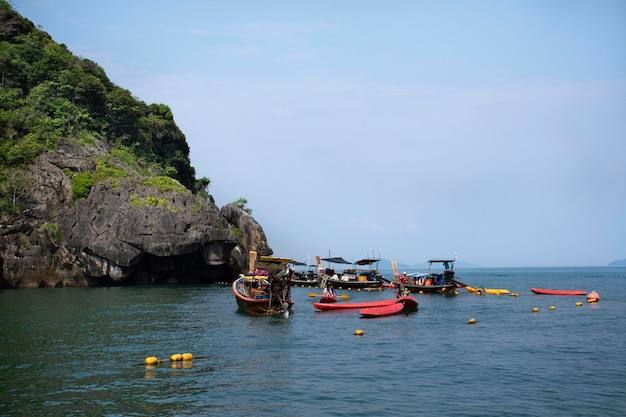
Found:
<box><xmin>0</xmin><ymin>3</ymin><xmax>275</xmax><ymax>288</ymax></box>
<box><xmin>0</xmin><ymin>139</ymin><xmax>272</xmax><ymax>288</ymax></box>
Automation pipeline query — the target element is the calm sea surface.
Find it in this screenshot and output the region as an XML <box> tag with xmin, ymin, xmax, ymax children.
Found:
<box><xmin>1</xmin><ymin>267</ymin><xmax>625</xmax><ymax>417</ymax></box>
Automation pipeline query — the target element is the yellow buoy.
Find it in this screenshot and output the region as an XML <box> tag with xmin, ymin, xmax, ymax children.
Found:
<box><xmin>309</xmin><ymin>293</ymin><xmax>317</xmax><ymax>297</ymax></box>
<box><xmin>170</xmin><ymin>353</ymin><xmax>182</xmax><ymax>361</ymax></box>
<box><xmin>510</xmin><ymin>293</ymin><xmax>519</xmax><ymax>297</ymax></box>
<box><xmin>467</xmin><ymin>318</ymin><xmax>476</xmax><ymax>324</ymax></box>
<box><xmin>576</xmin><ymin>301</ymin><xmax>583</xmax><ymax>306</ymax></box>
<box><xmin>145</xmin><ymin>356</ymin><xmax>158</xmax><ymax>365</ymax></box>
<box><xmin>354</xmin><ymin>329</ymin><xmax>364</xmax><ymax>336</ymax></box>
<box><xmin>532</xmin><ymin>307</ymin><xmax>539</xmax><ymax>313</ymax></box>
<box><xmin>550</xmin><ymin>305</ymin><xmax>556</xmax><ymax>310</ymax></box>
<box><xmin>182</xmin><ymin>353</ymin><xmax>193</xmax><ymax>361</ymax></box>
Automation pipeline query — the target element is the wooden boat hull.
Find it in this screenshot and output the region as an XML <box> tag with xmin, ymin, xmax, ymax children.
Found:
<box><xmin>325</xmin><ymin>278</ymin><xmax>383</xmax><ymax>290</ymax></box>
<box><xmin>232</xmin><ymin>277</ymin><xmax>294</xmax><ymax>315</ymax></box>
<box><xmin>401</xmin><ymin>283</ymin><xmax>457</xmax><ymax>294</ymax></box>
<box><xmin>466</xmin><ymin>286</ymin><xmax>510</xmax><ymax>295</ymax></box>
<box><xmin>291</xmin><ymin>278</ymin><xmax>320</xmax><ymax>287</ymax></box>
<box><xmin>530</xmin><ymin>288</ymin><xmax>586</xmax><ymax>296</ymax></box>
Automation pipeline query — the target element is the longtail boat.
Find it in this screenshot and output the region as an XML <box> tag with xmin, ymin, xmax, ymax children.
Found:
<box><xmin>316</xmin><ymin>255</ymin><xmax>385</xmax><ymax>290</ymax></box>
<box><xmin>392</xmin><ymin>259</ymin><xmax>458</xmax><ymax>294</ymax></box>
<box><xmin>232</xmin><ymin>251</ymin><xmax>294</xmax><ymax>316</ymax></box>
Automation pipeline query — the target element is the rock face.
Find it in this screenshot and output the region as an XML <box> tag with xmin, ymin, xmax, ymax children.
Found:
<box><xmin>0</xmin><ymin>140</ymin><xmax>273</xmax><ymax>288</ymax></box>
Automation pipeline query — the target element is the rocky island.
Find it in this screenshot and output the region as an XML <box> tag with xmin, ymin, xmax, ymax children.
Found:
<box><xmin>0</xmin><ymin>2</ymin><xmax>272</xmax><ymax>288</ymax></box>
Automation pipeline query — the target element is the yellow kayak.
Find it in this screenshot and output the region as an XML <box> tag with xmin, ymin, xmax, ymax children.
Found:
<box><xmin>466</xmin><ymin>286</ymin><xmax>510</xmax><ymax>295</ymax></box>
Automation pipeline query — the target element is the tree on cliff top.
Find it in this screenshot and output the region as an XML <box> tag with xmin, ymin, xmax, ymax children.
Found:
<box><xmin>0</xmin><ymin>1</ymin><xmax>208</xmax><ymax>212</ymax></box>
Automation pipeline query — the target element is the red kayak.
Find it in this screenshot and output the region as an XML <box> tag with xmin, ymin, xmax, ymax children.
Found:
<box><xmin>313</xmin><ymin>298</ymin><xmax>397</xmax><ymax>310</ymax></box>
<box><xmin>319</xmin><ymin>296</ymin><xmax>337</xmax><ymax>303</ymax></box>
<box><xmin>359</xmin><ymin>296</ymin><xmax>419</xmax><ymax>317</ymax></box>
<box><xmin>530</xmin><ymin>288</ymin><xmax>586</xmax><ymax>296</ymax></box>
<box><xmin>360</xmin><ymin>302</ymin><xmax>404</xmax><ymax>317</ymax></box>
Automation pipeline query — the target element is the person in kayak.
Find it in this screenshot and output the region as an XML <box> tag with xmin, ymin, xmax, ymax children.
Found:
<box><xmin>323</xmin><ymin>283</ymin><xmax>336</xmax><ymax>297</ymax></box>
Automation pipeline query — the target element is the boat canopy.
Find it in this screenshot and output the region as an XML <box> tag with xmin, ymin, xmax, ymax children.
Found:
<box><xmin>257</xmin><ymin>256</ymin><xmax>292</xmax><ymax>265</ymax></box>
<box><xmin>290</xmin><ymin>260</ymin><xmax>307</xmax><ymax>266</ymax></box>
<box><xmin>354</xmin><ymin>258</ymin><xmax>380</xmax><ymax>266</ymax></box>
<box><xmin>427</xmin><ymin>259</ymin><xmax>455</xmax><ymax>271</ymax></box>
<box><xmin>321</xmin><ymin>257</ymin><xmax>351</xmax><ymax>264</ymax></box>
<box><xmin>250</xmin><ymin>256</ymin><xmax>292</xmax><ymax>275</ymax></box>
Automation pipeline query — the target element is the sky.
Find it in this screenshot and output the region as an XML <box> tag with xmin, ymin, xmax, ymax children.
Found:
<box><xmin>11</xmin><ymin>0</ymin><xmax>626</xmax><ymax>267</ymax></box>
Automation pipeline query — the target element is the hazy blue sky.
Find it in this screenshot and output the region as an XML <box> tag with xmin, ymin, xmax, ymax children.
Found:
<box><xmin>13</xmin><ymin>0</ymin><xmax>626</xmax><ymax>267</ymax></box>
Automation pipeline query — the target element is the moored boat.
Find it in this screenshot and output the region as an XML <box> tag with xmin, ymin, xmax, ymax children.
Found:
<box><xmin>290</xmin><ymin>272</ymin><xmax>320</xmax><ymax>287</ymax></box>
<box><xmin>316</xmin><ymin>255</ymin><xmax>385</xmax><ymax>290</ymax></box>
<box><xmin>530</xmin><ymin>288</ymin><xmax>586</xmax><ymax>296</ymax></box>
<box><xmin>393</xmin><ymin>259</ymin><xmax>458</xmax><ymax>294</ymax></box>
<box><xmin>232</xmin><ymin>251</ymin><xmax>294</xmax><ymax>316</ymax></box>
<box><xmin>289</xmin><ymin>259</ymin><xmax>320</xmax><ymax>287</ymax></box>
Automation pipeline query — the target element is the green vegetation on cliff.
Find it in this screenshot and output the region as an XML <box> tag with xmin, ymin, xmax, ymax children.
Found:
<box><xmin>0</xmin><ymin>1</ymin><xmax>210</xmax><ymax>211</ymax></box>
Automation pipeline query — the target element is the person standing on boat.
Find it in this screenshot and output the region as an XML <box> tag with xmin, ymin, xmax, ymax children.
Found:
<box><xmin>323</xmin><ymin>283</ymin><xmax>336</xmax><ymax>297</ymax></box>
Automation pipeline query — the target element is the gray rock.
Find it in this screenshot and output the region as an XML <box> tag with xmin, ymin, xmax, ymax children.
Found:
<box><xmin>0</xmin><ymin>140</ymin><xmax>272</xmax><ymax>288</ymax></box>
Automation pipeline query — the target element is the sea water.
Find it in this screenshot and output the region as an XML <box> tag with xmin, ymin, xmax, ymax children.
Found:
<box><xmin>1</xmin><ymin>267</ymin><xmax>625</xmax><ymax>417</ymax></box>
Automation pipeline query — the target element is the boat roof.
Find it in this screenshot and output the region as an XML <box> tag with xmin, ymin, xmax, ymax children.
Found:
<box><xmin>257</xmin><ymin>256</ymin><xmax>292</xmax><ymax>265</ymax></box>
<box><xmin>428</xmin><ymin>259</ymin><xmax>455</xmax><ymax>263</ymax></box>
<box><xmin>320</xmin><ymin>257</ymin><xmax>380</xmax><ymax>266</ymax></box>
<box><xmin>250</xmin><ymin>256</ymin><xmax>293</xmax><ymax>274</ymax></box>
<box><xmin>354</xmin><ymin>258</ymin><xmax>380</xmax><ymax>266</ymax></box>
<box><xmin>321</xmin><ymin>257</ymin><xmax>351</xmax><ymax>264</ymax></box>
